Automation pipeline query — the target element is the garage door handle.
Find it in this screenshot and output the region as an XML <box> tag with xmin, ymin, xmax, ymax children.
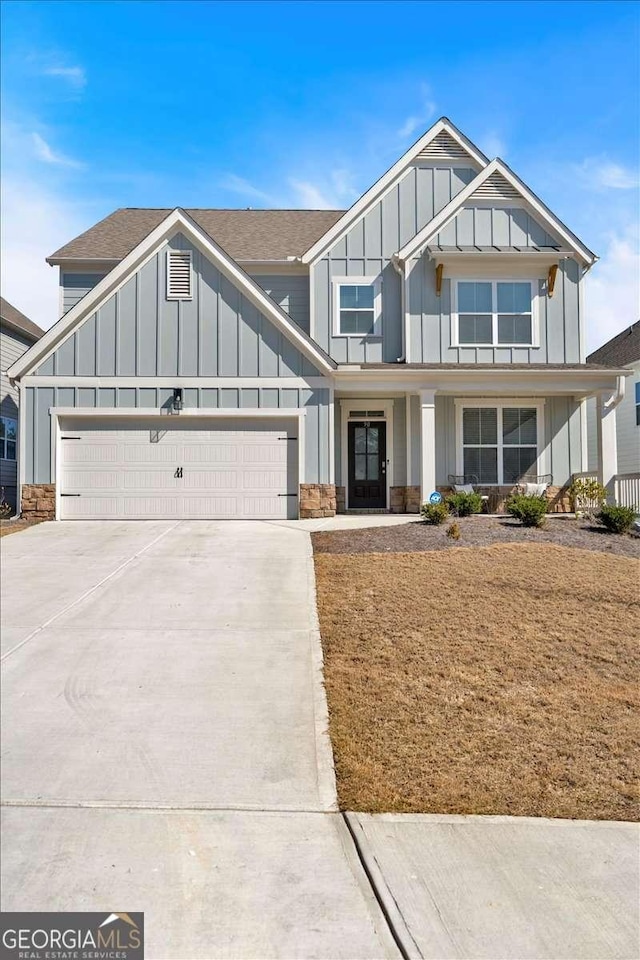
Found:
<box><xmin>278</xmin><ymin>437</ymin><xmax>298</xmax><ymax>441</ymax></box>
<box><xmin>174</xmin><ymin>467</ymin><xmax>183</xmax><ymax>478</ymax></box>
<box><xmin>61</xmin><ymin>493</ymin><xmax>81</xmax><ymax>497</ymax></box>
<box><xmin>278</xmin><ymin>493</ymin><xmax>298</xmax><ymax>497</ymax></box>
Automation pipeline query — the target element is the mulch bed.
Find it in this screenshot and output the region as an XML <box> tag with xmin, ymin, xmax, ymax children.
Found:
<box><xmin>0</xmin><ymin>518</ymin><xmax>44</xmax><ymax>538</ymax></box>
<box><xmin>312</xmin><ymin>515</ymin><xmax>640</xmax><ymax>559</ymax></box>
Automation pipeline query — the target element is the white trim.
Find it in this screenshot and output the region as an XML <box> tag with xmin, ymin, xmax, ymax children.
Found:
<box><xmin>436</xmin><ymin>259</ymin><xmax>552</xmax><ymax>277</ymax></box>
<box><xmin>339</xmin><ymin>398</ymin><xmax>394</xmax><ymax>508</ymax></box>
<box><xmin>451</xmin><ymin>279</ymin><xmax>540</xmax><ymax>348</ymax></box>
<box><xmin>8</xmin><ymin>208</ymin><xmax>336</xmax><ymax>381</ymax></box>
<box><xmin>328</xmin><ymin>384</ymin><xmax>335</xmax><ymax>484</ymax></box>
<box><xmin>50</xmin><ymin>407</ymin><xmax>306</xmax><ymax>521</ymax></box>
<box><xmin>396</xmin><ymin>159</ymin><xmax>596</xmax><ymax>266</ymax></box>
<box><xmin>18</xmin><ymin>383</ymin><xmax>26</xmax><ymax>511</ymax></box>
<box><xmin>419</xmin><ymin>389</ymin><xmax>436</xmax><ymax>501</ymax></box>
<box><xmin>331</xmin><ymin>276</ymin><xmax>382</xmax><ymax>338</ymax></box>
<box><xmin>51</xmin><ymin>406</ymin><xmax>307</xmax><ymax>419</ymax></box>
<box><xmin>166</xmin><ymin>249</ymin><xmax>193</xmax><ymax>300</ymax></box>
<box><xmin>301</xmin><ymin>118</ymin><xmax>488</xmax><ymax>264</ymax></box>
<box><xmin>21</xmin><ymin>376</ymin><xmax>330</xmax><ymax>389</ymax></box>
<box><xmin>454</xmin><ymin>398</ymin><xmax>547</xmax><ymax>484</ymax></box>
<box><xmin>579</xmin><ymin>397</ymin><xmax>589</xmax><ymax>472</ymax></box>
<box><xmin>405</xmin><ymin>393</ymin><xmax>412</xmax><ymax>487</ymax></box>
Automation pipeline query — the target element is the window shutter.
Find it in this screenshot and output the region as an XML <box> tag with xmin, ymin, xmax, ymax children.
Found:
<box><xmin>166</xmin><ymin>250</ymin><xmax>192</xmax><ymax>299</ymax></box>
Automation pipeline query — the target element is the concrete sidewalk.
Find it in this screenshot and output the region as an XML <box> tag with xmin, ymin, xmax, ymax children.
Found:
<box><xmin>348</xmin><ymin>812</ymin><xmax>639</xmax><ymax>960</ymax></box>
<box><xmin>1</xmin><ymin>520</ymin><xmax>398</xmax><ymax>958</ymax></box>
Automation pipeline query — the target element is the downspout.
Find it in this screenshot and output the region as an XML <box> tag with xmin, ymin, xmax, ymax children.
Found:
<box><xmin>391</xmin><ymin>254</ymin><xmax>407</xmax><ymax>363</ymax></box>
<box><xmin>604</xmin><ymin>375</ymin><xmax>626</xmax><ymax>411</ymax></box>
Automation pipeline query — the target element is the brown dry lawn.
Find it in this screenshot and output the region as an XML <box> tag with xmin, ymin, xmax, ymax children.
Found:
<box><xmin>0</xmin><ymin>518</ymin><xmax>43</xmax><ymax>538</ymax></box>
<box><xmin>315</xmin><ymin>543</ymin><xmax>639</xmax><ymax>820</ymax></box>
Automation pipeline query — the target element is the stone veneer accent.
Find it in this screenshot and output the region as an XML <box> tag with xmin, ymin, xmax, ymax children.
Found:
<box><xmin>336</xmin><ymin>486</ymin><xmax>346</xmax><ymax>514</ymax></box>
<box><xmin>21</xmin><ymin>484</ymin><xmax>56</xmax><ymax>521</ymax></box>
<box><xmin>390</xmin><ymin>485</ymin><xmax>421</xmax><ymax>513</ymax></box>
<box><xmin>299</xmin><ymin>483</ymin><xmax>336</xmax><ymax>519</ymax></box>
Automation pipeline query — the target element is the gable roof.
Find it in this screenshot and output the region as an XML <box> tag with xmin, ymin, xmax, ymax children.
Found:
<box><xmin>47</xmin><ymin>208</ymin><xmax>345</xmax><ymax>264</ymax></box>
<box><xmin>395</xmin><ymin>158</ymin><xmax>597</xmax><ymax>266</ymax></box>
<box><xmin>587</xmin><ymin>321</ymin><xmax>640</xmax><ymax>367</ymax></box>
<box><xmin>0</xmin><ymin>296</ymin><xmax>45</xmax><ymax>342</ymax></box>
<box><xmin>10</xmin><ymin>209</ymin><xmax>336</xmax><ymax>381</ymax></box>
<box><xmin>300</xmin><ymin>117</ymin><xmax>489</xmax><ymax>264</ymax></box>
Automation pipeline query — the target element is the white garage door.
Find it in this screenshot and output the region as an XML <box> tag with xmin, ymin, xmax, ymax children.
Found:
<box><xmin>58</xmin><ymin>417</ymin><xmax>299</xmax><ymax>520</ymax></box>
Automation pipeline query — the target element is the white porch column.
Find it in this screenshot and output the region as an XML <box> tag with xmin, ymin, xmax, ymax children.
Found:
<box><xmin>419</xmin><ymin>389</ymin><xmax>436</xmax><ymax>504</ymax></box>
<box><xmin>596</xmin><ymin>391</ymin><xmax>618</xmax><ymax>501</ymax></box>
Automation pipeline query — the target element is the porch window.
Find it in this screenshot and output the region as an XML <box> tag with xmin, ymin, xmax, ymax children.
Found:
<box><xmin>461</xmin><ymin>404</ymin><xmax>539</xmax><ymax>484</ymax></box>
<box><xmin>455</xmin><ymin>281</ymin><xmax>535</xmax><ymax>346</ymax></box>
<box><xmin>333</xmin><ymin>277</ymin><xmax>381</xmax><ymax>336</ymax></box>
<box><xmin>0</xmin><ymin>416</ymin><xmax>17</xmax><ymax>461</ymax></box>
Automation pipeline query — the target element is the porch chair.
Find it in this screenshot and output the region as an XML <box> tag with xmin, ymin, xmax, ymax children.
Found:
<box><xmin>516</xmin><ymin>474</ymin><xmax>553</xmax><ymax>497</ymax></box>
<box><xmin>447</xmin><ymin>474</ymin><xmax>490</xmax><ymax>507</ymax></box>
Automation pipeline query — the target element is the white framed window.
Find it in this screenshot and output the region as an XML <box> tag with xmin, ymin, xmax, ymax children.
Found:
<box><xmin>452</xmin><ymin>280</ymin><xmax>538</xmax><ymax>347</ymax></box>
<box><xmin>166</xmin><ymin>250</ymin><xmax>193</xmax><ymax>300</ymax></box>
<box><xmin>455</xmin><ymin>400</ymin><xmax>545</xmax><ymax>484</ymax></box>
<box><xmin>635</xmin><ymin>382</ymin><xmax>640</xmax><ymax>427</ymax></box>
<box><xmin>332</xmin><ymin>276</ymin><xmax>382</xmax><ymax>337</ymax></box>
<box><xmin>0</xmin><ymin>416</ymin><xmax>17</xmax><ymax>461</ymax></box>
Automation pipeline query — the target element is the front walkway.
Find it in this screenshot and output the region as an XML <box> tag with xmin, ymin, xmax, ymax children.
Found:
<box><xmin>1</xmin><ymin>520</ymin><xmax>397</xmax><ymax>958</ymax></box>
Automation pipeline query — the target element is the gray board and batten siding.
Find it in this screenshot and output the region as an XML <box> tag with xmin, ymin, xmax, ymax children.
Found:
<box><xmin>38</xmin><ymin>235</ymin><xmax>321</xmax><ymax>380</ymax></box>
<box><xmin>26</xmin><ymin>233</ymin><xmax>331</xmax><ymax>486</ymax></box>
<box><xmin>312</xmin><ymin>165</ymin><xmax>477</xmax><ymax>364</ymax></box>
<box><xmin>1</xmin><ymin>326</ymin><xmax>34</xmax><ymax>506</ymax></box>
<box><xmin>23</xmin><ymin>384</ymin><xmax>331</xmax><ymax>487</ymax></box>
<box><xmin>408</xmin><ymin>255</ymin><xmax>583</xmax><ymax>364</ymax></box>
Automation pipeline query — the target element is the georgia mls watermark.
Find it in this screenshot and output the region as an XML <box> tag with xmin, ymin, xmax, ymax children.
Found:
<box><xmin>0</xmin><ymin>912</ymin><xmax>144</xmax><ymax>960</ymax></box>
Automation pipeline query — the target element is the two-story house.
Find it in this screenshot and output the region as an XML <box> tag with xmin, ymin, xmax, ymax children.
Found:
<box><xmin>1</xmin><ymin>297</ymin><xmax>44</xmax><ymax>512</ymax></box>
<box><xmin>7</xmin><ymin>118</ymin><xmax>628</xmax><ymax>521</ymax></box>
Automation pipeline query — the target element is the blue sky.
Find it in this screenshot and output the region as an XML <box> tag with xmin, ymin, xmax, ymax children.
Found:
<box><xmin>1</xmin><ymin>0</ymin><xmax>638</xmax><ymax>349</ymax></box>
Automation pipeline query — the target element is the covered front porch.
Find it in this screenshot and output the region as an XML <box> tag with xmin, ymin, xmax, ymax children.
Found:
<box><xmin>332</xmin><ymin>366</ymin><xmax>629</xmax><ymax>514</ymax></box>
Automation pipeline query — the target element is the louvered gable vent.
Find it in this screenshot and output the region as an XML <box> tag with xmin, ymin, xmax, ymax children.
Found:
<box><xmin>471</xmin><ymin>172</ymin><xmax>521</xmax><ymax>201</ymax></box>
<box><xmin>166</xmin><ymin>250</ymin><xmax>192</xmax><ymax>299</ymax></box>
<box><xmin>415</xmin><ymin>130</ymin><xmax>472</xmax><ymax>163</ymax></box>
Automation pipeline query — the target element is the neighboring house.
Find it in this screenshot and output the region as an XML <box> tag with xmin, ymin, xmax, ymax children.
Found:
<box><xmin>7</xmin><ymin>118</ymin><xmax>630</xmax><ymax>521</ymax></box>
<box><xmin>0</xmin><ymin>297</ymin><xmax>44</xmax><ymax>512</ymax></box>
<box><xmin>587</xmin><ymin>321</ymin><xmax>640</xmax><ymax>476</ymax></box>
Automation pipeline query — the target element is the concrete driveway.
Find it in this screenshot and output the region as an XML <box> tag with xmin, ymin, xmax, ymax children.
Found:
<box><xmin>1</xmin><ymin>520</ymin><xmax>398</xmax><ymax>959</ymax></box>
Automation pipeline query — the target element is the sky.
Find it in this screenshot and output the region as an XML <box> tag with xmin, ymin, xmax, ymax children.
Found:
<box><xmin>1</xmin><ymin>0</ymin><xmax>638</xmax><ymax>351</ymax></box>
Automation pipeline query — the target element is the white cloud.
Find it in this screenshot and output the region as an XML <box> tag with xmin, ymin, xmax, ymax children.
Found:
<box><xmin>575</xmin><ymin>157</ymin><xmax>638</xmax><ymax>191</ymax></box>
<box><xmin>0</xmin><ymin>174</ymin><xmax>93</xmax><ymax>331</ymax></box>
<box><xmin>396</xmin><ymin>84</ymin><xmax>437</xmax><ymax>141</ymax></box>
<box><xmin>43</xmin><ymin>64</ymin><xmax>86</xmax><ymax>88</ymax></box>
<box><xmin>478</xmin><ymin>132</ymin><xmax>507</xmax><ymax>159</ymax></box>
<box><xmin>584</xmin><ymin>227</ymin><xmax>640</xmax><ymax>353</ymax></box>
<box><xmin>219</xmin><ymin>173</ymin><xmax>279</xmax><ymax>206</ymax></box>
<box><xmin>32</xmin><ymin>131</ymin><xmax>83</xmax><ymax>168</ymax></box>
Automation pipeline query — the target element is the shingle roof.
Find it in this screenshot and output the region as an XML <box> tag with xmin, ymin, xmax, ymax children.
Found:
<box><xmin>0</xmin><ymin>296</ymin><xmax>45</xmax><ymax>341</ymax></box>
<box><xmin>47</xmin><ymin>208</ymin><xmax>346</xmax><ymax>264</ymax></box>
<box><xmin>587</xmin><ymin>321</ymin><xmax>640</xmax><ymax>367</ymax></box>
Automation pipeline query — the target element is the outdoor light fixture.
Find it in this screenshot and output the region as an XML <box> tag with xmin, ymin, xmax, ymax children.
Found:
<box><xmin>172</xmin><ymin>388</ymin><xmax>184</xmax><ymax>413</ymax></box>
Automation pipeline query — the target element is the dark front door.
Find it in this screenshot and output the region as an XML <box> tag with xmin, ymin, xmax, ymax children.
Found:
<box><xmin>348</xmin><ymin>421</ymin><xmax>386</xmax><ymax>508</ymax></box>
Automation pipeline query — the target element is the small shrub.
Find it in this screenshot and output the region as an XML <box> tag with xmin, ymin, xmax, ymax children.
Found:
<box><xmin>446</xmin><ymin>521</ymin><xmax>461</xmax><ymax>540</ymax></box>
<box><xmin>506</xmin><ymin>493</ymin><xmax>548</xmax><ymax>528</ymax></box>
<box><xmin>446</xmin><ymin>491</ymin><xmax>483</xmax><ymax>517</ymax></box>
<box><xmin>596</xmin><ymin>504</ymin><xmax>637</xmax><ymax>534</ymax></box>
<box><xmin>421</xmin><ymin>501</ymin><xmax>449</xmax><ymax>525</ymax></box>
<box><xmin>0</xmin><ymin>488</ymin><xmax>11</xmax><ymax>519</ymax></box>
<box><xmin>569</xmin><ymin>477</ymin><xmax>606</xmax><ymax>514</ymax></box>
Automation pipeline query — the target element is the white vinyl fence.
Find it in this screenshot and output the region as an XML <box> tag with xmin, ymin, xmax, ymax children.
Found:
<box><xmin>615</xmin><ymin>472</ymin><xmax>640</xmax><ymax>511</ymax></box>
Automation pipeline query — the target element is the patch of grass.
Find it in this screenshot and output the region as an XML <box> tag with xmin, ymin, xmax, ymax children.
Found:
<box><xmin>314</xmin><ymin>543</ymin><xmax>639</xmax><ymax>820</ymax></box>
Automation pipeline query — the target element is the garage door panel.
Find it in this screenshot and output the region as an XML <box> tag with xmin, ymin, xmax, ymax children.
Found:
<box><xmin>59</xmin><ymin>418</ymin><xmax>298</xmax><ymax>520</ymax></box>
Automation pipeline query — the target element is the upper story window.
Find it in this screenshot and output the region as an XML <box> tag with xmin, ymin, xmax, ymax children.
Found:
<box><xmin>0</xmin><ymin>417</ymin><xmax>17</xmax><ymax>461</ymax></box>
<box><xmin>166</xmin><ymin>250</ymin><xmax>193</xmax><ymax>300</ymax></box>
<box><xmin>333</xmin><ymin>277</ymin><xmax>381</xmax><ymax>337</ymax></box>
<box><xmin>453</xmin><ymin>280</ymin><xmax>537</xmax><ymax>347</ymax></box>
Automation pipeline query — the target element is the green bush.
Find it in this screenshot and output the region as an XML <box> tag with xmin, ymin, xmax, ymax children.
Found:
<box><xmin>506</xmin><ymin>493</ymin><xmax>548</xmax><ymax>528</ymax></box>
<box><xmin>421</xmin><ymin>501</ymin><xmax>449</xmax><ymax>525</ymax></box>
<box><xmin>446</xmin><ymin>491</ymin><xmax>483</xmax><ymax>517</ymax></box>
<box><xmin>596</xmin><ymin>504</ymin><xmax>637</xmax><ymax>534</ymax></box>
